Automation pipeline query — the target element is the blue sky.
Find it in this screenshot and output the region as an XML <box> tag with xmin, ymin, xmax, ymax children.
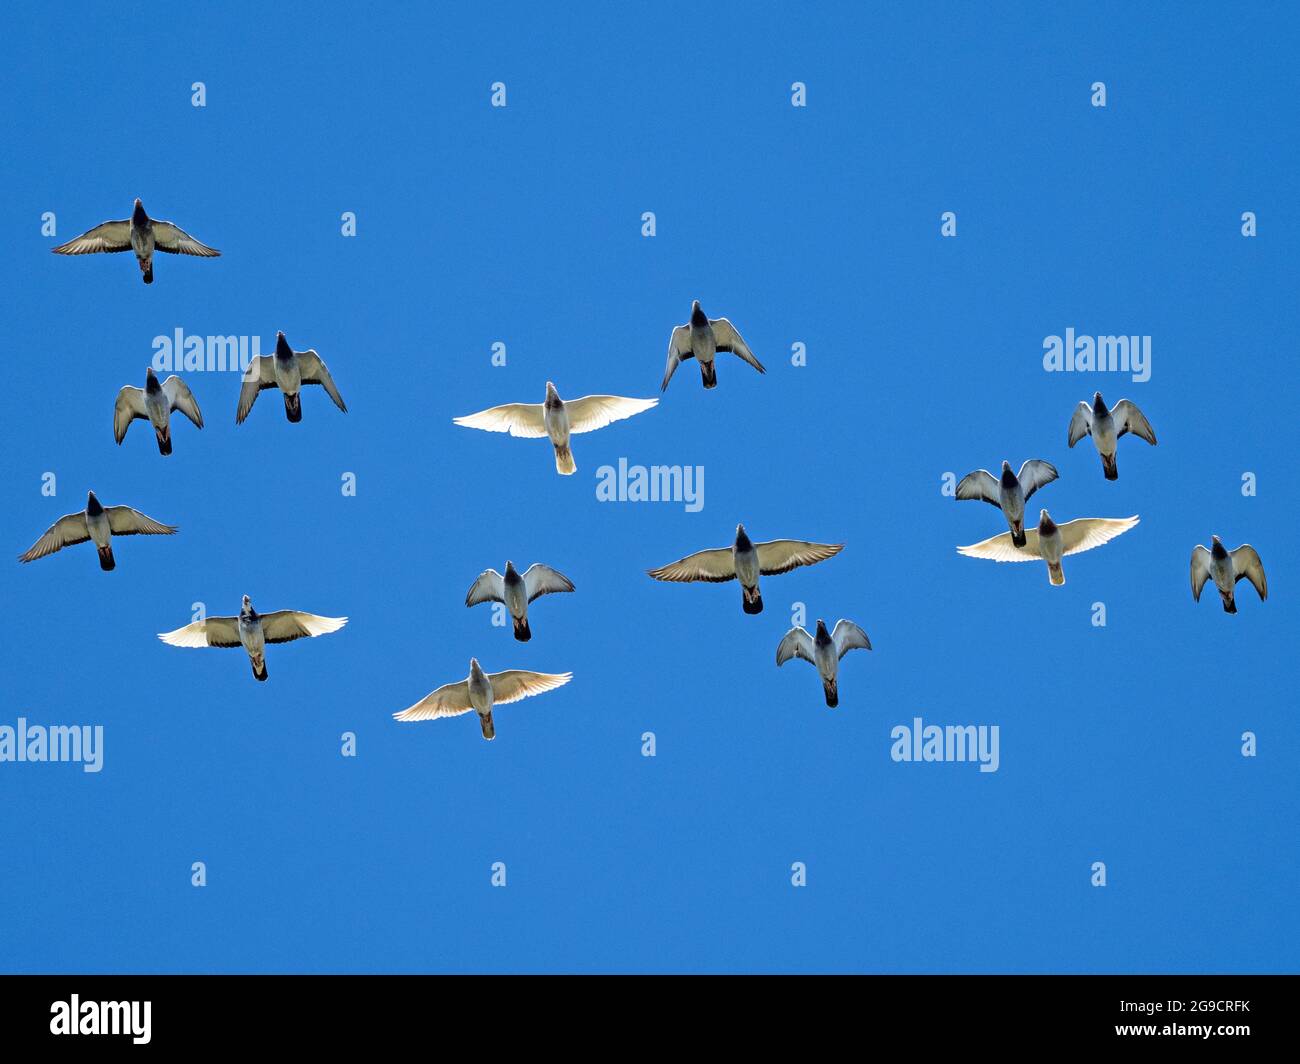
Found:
<box><xmin>0</xmin><ymin>1</ymin><xmax>1296</xmax><ymax>973</ymax></box>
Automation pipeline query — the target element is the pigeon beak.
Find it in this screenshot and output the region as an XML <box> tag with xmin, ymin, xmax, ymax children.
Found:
<box><xmin>1040</xmin><ymin>509</ymin><xmax>1050</xmax><ymax>520</ymax></box>
<box><xmin>469</xmin><ymin>657</ymin><xmax>480</xmax><ymax>672</ymax></box>
<box><xmin>1211</xmin><ymin>535</ymin><xmax>1221</xmax><ymax>545</ymax></box>
<box><xmin>86</xmin><ymin>491</ymin><xmax>97</xmax><ymax>505</ymax></box>
<box><xmin>736</xmin><ymin>523</ymin><xmax>746</xmax><ymax>535</ymax></box>
<box><xmin>134</xmin><ymin>198</ymin><xmax>143</xmax><ymax>208</ymax></box>
<box><xmin>1001</xmin><ymin>460</ymin><xmax>1011</xmax><ymax>471</ymax></box>
<box><xmin>1094</xmin><ymin>391</ymin><xmax>1103</xmax><ymax>401</ymax></box>
<box><xmin>545</xmin><ymin>381</ymin><xmax>557</xmax><ymax>395</ymax></box>
<box><xmin>146</xmin><ymin>367</ymin><xmax>156</xmax><ymax>379</ymax></box>
<box><xmin>692</xmin><ymin>299</ymin><xmax>701</xmax><ymax>311</ymax></box>
<box><xmin>242</xmin><ymin>595</ymin><xmax>251</xmax><ymax>608</ymax></box>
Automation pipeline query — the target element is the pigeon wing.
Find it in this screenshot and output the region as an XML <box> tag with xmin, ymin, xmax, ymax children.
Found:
<box><xmin>297</xmin><ymin>350</ymin><xmax>348</xmax><ymax>413</ymax></box>
<box><xmin>646</xmin><ymin>546</ymin><xmax>737</xmax><ymax>583</ymax></box>
<box><xmin>755</xmin><ymin>540</ymin><xmax>844</xmax><ymax>576</ymax></box>
<box><xmin>259</xmin><ymin>611</ymin><xmax>348</xmax><ymax>644</ymax></box>
<box><xmin>487</xmin><ymin>670</ymin><xmax>573</xmax><ymax>705</ymax></box>
<box><xmin>661</xmin><ymin>324</ymin><xmax>693</xmax><ymax>391</ymax></box>
<box><xmin>105</xmin><ymin>506</ymin><xmax>178</xmax><ymax>536</ymax></box>
<box><xmin>564</xmin><ymin>395</ymin><xmax>658</xmax><ymax>435</ymax></box>
<box><xmin>452</xmin><ymin>402</ymin><xmax>547</xmax><ymax>438</ymax></box>
<box><xmin>775</xmin><ymin>627</ymin><xmax>815</xmax><ymax>667</ymax></box>
<box><xmin>957</xmin><ymin>529</ymin><xmax>1043</xmax><ymax>562</ymax></box>
<box><xmin>1057</xmin><ymin>516</ymin><xmax>1140</xmax><ymax>557</ymax></box>
<box><xmin>1067</xmin><ymin>403</ymin><xmax>1093</xmax><ymax>446</ymax></box>
<box><xmin>158</xmin><ymin>616</ymin><xmax>241</xmax><ymax>648</ymax></box>
<box><xmin>236</xmin><ymin>356</ymin><xmax>277</xmax><ymax>424</ymax></box>
<box><xmin>18</xmin><ymin>512</ymin><xmax>91</xmax><ymax>562</ymax></box>
<box><xmin>955</xmin><ymin>469</ymin><xmax>1000</xmax><ymax>507</ymax></box>
<box><xmin>523</xmin><ymin>563</ymin><xmax>575</xmax><ymax>602</ymax></box>
<box><xmin>51</xmin><ymin>220</ymin><xmax>132</xmax><ymax>254</ymax></box>
<box><xmin>1190</xmin><ymin>545</ymin><xmax>1213</xmax><ymax>601</ymax></box>
<box><xmin>465</xmin><ymin>570</ymin><xmax>505</xmax><ymax>607</ymax></box>
<box><xmin>1017</xmin><ymin>460</ymin><xmax>1059</xmax><ymax>500</ymax></box>
<box><xmin>114</xmin><ymin>386</ymin><xmax>147</xmax><ymax>444</ymax></box>
<box><xmin>710</xmin><ymin>318</ymin><xmax>765</xmax><ymax>374</ymax></box>
<box><xmin>1113</xmin><ymin>400</ymin><xmax>1157</xmax><ymax>445</ymax></box>
<box><xmin>1230</xmin><ymin>545</ymin><xmax>1267</xmax><ymax>600</ymax></box>
<box><xmin>831</xmin><ymin>619</ymin><xmax>872</xmax><ymax>658</ymax></box>
<box><xmin>150</xmin><ymin>220</ymin><xmax>221</xmax><ymax>257</ymax></box>
<box><xmin>162</xmin><ymin>375</ymin><xmax>204</xmax><ymax>429</ymax></box>
<box><xmin>393</xmin><ymin>680</ymin><xmax>474</xmax><ymax>722</ymax></box>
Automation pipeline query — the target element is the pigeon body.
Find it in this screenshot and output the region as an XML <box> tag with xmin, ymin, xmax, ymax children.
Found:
<box><xmin>466</xmin><ymin>560</ymin><xmax>575</xmax><ymax>641</ymax></box>
<box><xmin>237</xmin><ymin>332</ymin><xmax>348</xmax><ymax>424</ymax></box>
<box><xmin>51</xmin><ymin>198</ymin><xmax>219</xmax><ymax>284</ymax></box>
<box><xmin>646</xmin><ymin>524</ymin><xmax>844</xmax><ymax>614</ymax></box>
<box><xmin>1068</xmin><ymin>392</ymin><xmax>1156</xmax><ymax>480</ymax></box>
<box><xmin>114</xmin><ymin>368</ymin><xmax>204</xmax><ymax>454</ymax></box>
<box><xmin>956</xmin><ymin>459</ymin><xmax>1058</xmax><ymax>546</ymax></box>
<box><xmin>392</xmin><ymin>658</ymin><xmax>572</xmax><ymax>740</ymax></box>
<box><xmin>662</xmin><ymin>300</ymin><xmax>765</xmax><ymax>390</ymax></box>
<box><xmin>957</xmin><ymin>509</ymin><xmax>1138</xmax><ymax>586</ymax></box>
<box><xmin>18</xmin><ymin>491</ymin><xmax>177</xmax><ymax>570</ymax></box>
<box><xmin>777</xmin><ymin>618</ymin><xmax>871</xmax><ymax>707</ymax></box>
<box><xmin>157</xmin><ymin>595</ymin><xmax>347</xmax><ymax>681</ymax></box>
<box><xmin>453</xmin><ymin>381</ymin><xmax>657</xmax><ymax>475</ymax></box>
<box><xmin>1191</xmin><ymin>536</ymin><xmax>1267</xmax><ymax>614</ymax></box>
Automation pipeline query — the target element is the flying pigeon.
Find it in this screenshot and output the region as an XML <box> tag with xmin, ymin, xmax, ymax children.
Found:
<box><xmin>661</xmin><ymin>300</ymin><xmax>765</xmax><ymax>390</ymax></box>
<box><xmin>453</xmin><ymin>381</ymin><xmax>657</xmax><ymax>475</ymax></box>
<box><xmin>157</xmin><ymin>595</ymin><xmax>347</xmax><ymax>682</ymax></box>
<box><xmin>237</xmin><ymin>331</ymin><xmax>348</xmax><ymax>424</ymax></box>
<box><xmin>1068</xmin><ymin>392</ymin><xmax>1156</xmax><ymax>480</ymax></box>
<box><xmin>466</xmin><ymin>560</ymin><xmax>575</xmax><ymax>641</ymax></box>
<box><xmin>776</xmin><ymin>618</ymin><xmax>872</xmax><ymax>708</ymax></box>
<box><xmin>114</xmin><ymin>368</ymin><xmax>204</xmax><ymax>454</ymax></box>
<box><xmin>392</xmin><ymin>658</ymin><xmax>572</xmax><ymax>740</ymax></box>
<box><xmin>51</xmin><ymin>198</ymin><xmax>219</xmax><ymax>284</ymax></box>
<box><xmin>1191</xmin><ymin>536</ymin><xmax>1267</xmax><ymax>614</ymax></box>
<box><xmin>18</xmin><ymin>491</ymin><xmax>176</xmax><ymax>571</ymax></box>
<box><xmin>646</xmin><ymin>524</ymin><xmax>844</xmax><ymax>614</ymax></box>
<box><xmin>957</xmin><ymin>509</ymin><xmax>1138</xmax><ymax>586</ymax></box>
<box><xmin>956</xmin><ymin>459</ymin><xmax>1059</xmax><ymax>546</ymax></box>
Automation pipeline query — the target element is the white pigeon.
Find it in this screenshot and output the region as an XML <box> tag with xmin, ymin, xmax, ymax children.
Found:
<box><xmin>18</xmin><ymin>491</ymin><xmax>177</xmax><ymax>571</ymax></box>
<box><xmin>114</xmin><ymin>367</ymin><xmax>204</xmax><ymax>454</ymax></box>
<box><xmin>158</xmin><ymin>595</ymin><xmax>347</xmax><ymax>682</ymax></box>
<box><xmin>776</xmin><ymin>618</ymin><xmax>872</xmax><ymax>708</ymax></box>
<box><xmin>237</xmin><ymin>331</ymin><xmax>348</xmax><ymax>424</ymax></box>
<box><xmin>647</xmin><ymin>524</ymin><xmax>844</xmax><ymax>614</ymax></box>
<box><xmin>956</xmin><ymin>459</ymin><xmax>1058</xmax><ymax>546</ymax></box>
<box><xmin>453</xmin><ymin>381</ymin><xmax>657</xmax><ymax>475</ymax></box>
<box><xmin>1068</xmin><ymin>391</ymin><xmax>1156</xmax><ymax>480</ymax></box>
<box><xmin>392</xmin><ymin>658</ymin><xmax>572</xmax><ymax>740</ymax></box>
<box><xmin>1191</xmin><ymin>536</ymin><xmax>1267</xmax><ymax>614</ymax></box>
<box><xmin>466</xmin><ymin>560</ymin><xmax>574</xmax><ymax>641</ymax></box>
<box><xmin>51</xmin><ymin>198</ymin><xmax>219</xmax><ymax>284</ymax></box>
<box><xmin>957</xmin><ymin>509</ymin><xmax>1138</xmax><ymax>586</ymax></box>
<box><xmin>662</xmin><ymin>300</ymin><xmax>765</xmax><ymax>390</ymax></box>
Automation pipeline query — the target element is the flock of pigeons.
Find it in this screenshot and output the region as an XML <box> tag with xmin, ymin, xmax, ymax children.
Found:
<box><xmin>23</xmin><ymin>199</ymin><xmax>1270</xmax><ymax>739</ymax></box>
<box><xmin>953</xmin><ymin>392</ymin><xmax>1268</xmax><ymax>611</ymax></box>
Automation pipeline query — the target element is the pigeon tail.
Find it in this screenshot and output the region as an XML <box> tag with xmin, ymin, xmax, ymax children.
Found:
<box><xmin>554</xmin><ymin>443</ymin><xmax>576</xmax><ymax>475</ymax></box>
<box><xmin>97</xmin><ymin>545</ymin><xmax>115</xmax><ymax>572</ymax></box>
<box><xmin>742</xmin><ymin>586</ymin><xmax>764</xmax><ymax>614</ymax></box>
<box><xmin>512</xmin><ymin>615</ymin><xmax>532</xmax><ymax>641</ymax></box>
<box><xmin>1222</xmin><ymin>595</ymin><xmax>1237</xmax><ymax>615</ymax></box>
<box><xmin>479</xmin><ymin>711</ymin><xmax>496</xmax><ymax>740</ymax></box>
<box><xmin>1011</xmin><ymin>523</ymin><xmax>1027</xmax><ymax>548</ymax></box>
<box><xmin>284</xmin><ymin>392</ymin><xmax>303</xmax><ymax>423</ymax></box>
<box><xmin>141</xmin><ymin>264</ymin><xmax>153</xmax><ymax>284</ymax></box>
<box><xmin>1102</xmin><ymin>453</ymin><xmax>1118</xmax><ymax>480</ymax></box>
<box><xmin>1048</xmin><ymin>562</ymin><xmax>1065</xmax><ymax>586</ymax></box>
<box><xmin>700</xmin><ymin>361</ymin><xmax>718</xmax><ymax>389</ymax></box>
<box><xmin>824</xmin><ymin>680</ymin><xmax>838</xmax><ymax>708</ymax></box>
<box><xmin>251</xmin><ymin>656</ymin><xmax>268</xmax><ymax>681</ymax></box>
<box><xmin>157</xmin><ymin>430</ymin><xmax>172</xmax><ymax>456</ymax></box>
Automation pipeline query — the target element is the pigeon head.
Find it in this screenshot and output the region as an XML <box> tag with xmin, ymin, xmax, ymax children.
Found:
<box><xmin>145</xmin><ymin>367</ymin><xmax>162</xmax><ymax>393</ymax></box>
<box><xmin>274</xmin><ymin>331</ymin><xmax>293</xmax><ymax>359</ymax></box>
<box><xmin>1037</xmin><ymin>509</ymin><xmax>1057</xmax><ymax>535</ymax></box>
<box><xmin>690</xmin><ymin>300</ymin><xmax>708</xmax><ymax>326</ymax></box>
<box><xmin>734</xmin><ymin>523</ymin><xmax>752</xmax><ymax>550</ymax></box>
<box><xmin>1092</xmin><ymin>391</ymin><xmax>1108</xmax><ymax>414</ymax></box>
<box><xmin>1211</xmin><ymin>535</ymin><xmax>1228</xmax><ymax>560</ymax></box>
<box><xmin>814</xmin><ymin>619</ymin><xmax>831</xmax><ymax>642</ymax></box>
<box><xmin>85</xmin><ymin>491</ymin><xmax>103</xmax><ymax>515</ymax></box>
<box><xmin>241</xmin><ymin>594</ymin><xmax>253</xmax><ymax>610</ymax></box>
<box><xmin>999</xmin><ymin>461</ymin><xmax>1018</xmax><ymax>487</ymax></box>
<box><xmin>544</xmin><ymin>381</ymin><xmax>561</xmax><ymax>407</ymax></box>
<box><xmin>132</xmin><ymin>198</ymin><xmax>147</xmax><ymax>223</ymax></box>
<box><xmin>469</xmin><ymin>657</ymin><xmax>485</xmax><ymax>679</ymax></box>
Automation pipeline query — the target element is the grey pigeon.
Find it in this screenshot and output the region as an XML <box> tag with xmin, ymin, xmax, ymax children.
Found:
<box><xmin>956</xmin><ymin>459</ymin><xmax>1058</xmax><ymax>546</ymax></box>
<box><xmin>776</xmin><ymin>618</ymin><xmax>872</xmax><ymax>707</ymax></box>
<box><xmin>237</xmin><ymin>331</ymin><xmax>347</xmax><ymax>424</ymax></box>
<box><xmin>1068</xmin><ymin>392</ymin><xmax>1156</xmax><ymax>480</ymax></box>
<box><xmin>662</xmin><ymin>300</ymin><xmax>765</xmax><ymax>390</ymax></box>
<box><xmin>392</xmin><ymin>658</ymin><xmax>572</xmax><ymax>740</ymax></box>
<box><xmin>114</xmin><ymin>368</ymin><xmax>204</xmax><ymax>454</ymax></box>
<box><xmin>52</xmin><ymin>198</ymin><xmax>219</xmax><ymax>284</ymax></box>
<box><xmin>1191</xmin><ymin>536</ymin><xmax>1267</xmax><ymax>614</ymax></box>
<box><xmin>18</xmin><ymin>491</ymin><xmax>176</xmax><ymax>571</ymax></box>
<box><xmin>466</xmin><ymin>560</ymin><xmax>575</xmax><ymax>641</ymax></box>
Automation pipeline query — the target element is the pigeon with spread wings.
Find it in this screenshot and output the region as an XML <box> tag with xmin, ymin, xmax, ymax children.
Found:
<box><xmin>956</xmin><ymin>459</ymin><xmax>1058</xmax><ymax>546</ymax></box>
<box><xmin>18</xmin><ymin>491</ymin><xmax>176</xmax><ymax>571</ymax></box>
<box><xmin>51</xmin><ymin>198</ymin><xmax>219</xmax><ymax>284</ymax></box>
<box><xmin>454</xmin><ymin>381</ymin><xmax>657</xmax><ymax>475</ymax></box>
<box><xmin>777</xmin><ymin>618</ymin><xmax>872</xmax><ymax>708</ymax></box>
<box><xmin>662</xmin><ymin>300</ymin><xmax>765</xmax><ymax>391</ymax></box>
<box><xmin>392</xmin><ymin>658</ymin><xmax>572</xmax><ymax>740</ymax></box>
<box><xmin>114</xmin><ymin>368</ymin><xmax>204</xmax><ymax>455</ymax></box>
<box><xmin>1191</xmin><ymin>536</ymin><xmax>1267</xmax><ymax>614</ymax></box>
<box><xmin>1068</xmin><ymin>392</ymin><xmax>1156</xmax><ymax>480</ymax></box>
<box><xmin>466</xmin><ymin>560</ymin><xmax>574</xmax><ymax>641</ymax></box>
<box><xmin>647</xmin><ymin>524</ymin><xmax>843</xmax><ymax>614</ymax></box>
<box><xmin>158</xmin><ymin>595</ymin><xmax>347</xmax><ymax>682</ymax></box>
<box><xmin>958</xmin><ymin>510</ymin><xmax>1138</xmax><ymax>586</ymax></box>
<box><xmin>237</xmin><ymin>331</ymin><xmax>348</xmax><ymax>424</ymax></box>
